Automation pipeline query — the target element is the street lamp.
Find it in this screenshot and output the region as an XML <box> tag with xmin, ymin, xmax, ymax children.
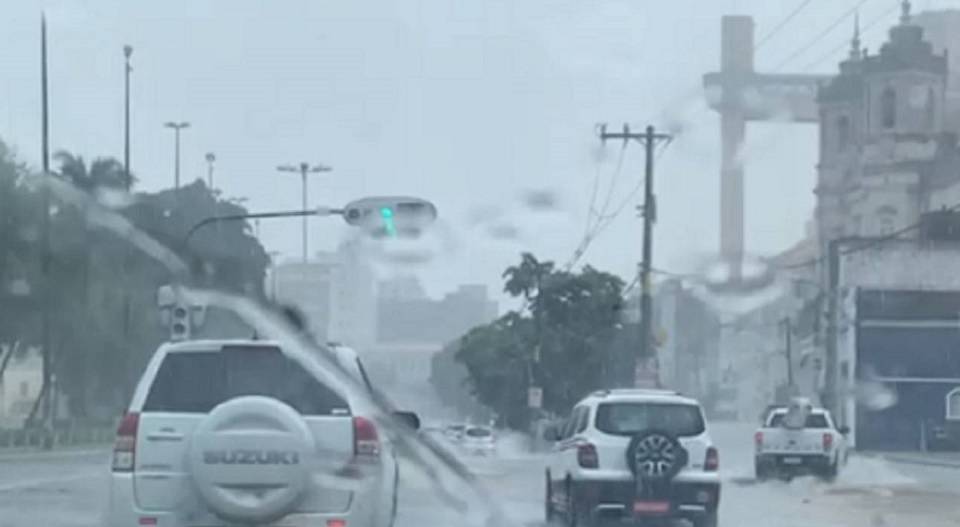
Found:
<box><xmin>164</xmin><ymin>121</ymin><xmax>190</xmax><ymax>189</ymax></box>
<box><xmin>205</xmin><ymin>152</ymin><xmax>216</xmax><ymax>190</ymax></box>
<box><xmin>123</xmin><ymin>45</ymin><xmax>133</xmax><ymax>191</ymax></box>
<box><xmin>277</xmin><ymin>162</ymin><xmax>332</xmax><ymax>262</ymax></box>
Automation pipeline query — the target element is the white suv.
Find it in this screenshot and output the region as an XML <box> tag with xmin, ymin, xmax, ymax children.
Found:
<box><xmin>544</xmin><ymin>389</ymin><xmax>720</xmax><ymax>527</ymax></box>
<box><xmin>106</xmin><ymin>339</ymin><xmax>416</xmax><ymax>527</ymax></box>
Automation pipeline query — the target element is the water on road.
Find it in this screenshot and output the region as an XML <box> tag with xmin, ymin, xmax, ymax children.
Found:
<box><xmin>1</xmin><ymin>422</ymin><xmax>957</xmax><ymax>527</ymax></box>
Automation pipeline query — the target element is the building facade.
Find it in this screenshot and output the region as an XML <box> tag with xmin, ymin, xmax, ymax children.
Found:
<box><xmin>816</xmin><ymin>4</ymin><xmax>956</xmax><ymax>251</ymax></box>
<box><xmin>376</xmin><ymin>277</ymin><xmax>498</xmax><ymax>344</ymax></box>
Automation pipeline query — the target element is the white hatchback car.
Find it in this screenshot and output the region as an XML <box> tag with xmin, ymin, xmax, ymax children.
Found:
<box><xmin>106</xmin><ymin>339</ymin><xmax>417</xmax><ymax>527</ymax></box>
<box><xmin>460</xmin><ymin>426</ymin><xmax>496</xmax><ymax>456</ymax></box>
<box><xmin>544</xmin><ymin>389</ymin><xmax>720</xmax><ymax>527</ymax></box>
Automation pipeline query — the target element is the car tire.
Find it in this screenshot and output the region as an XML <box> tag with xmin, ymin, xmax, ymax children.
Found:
<box><xmin>564</xmin><ymin>479</ymin><xmax>584</xmax><ymax>527</ymax></box>
<box><xmin>823</xmin><ymin>459</ymin><xmax>839</xmax><ymax>482</ymax></box>
<box><xmin>694</xmin><ymin>511</ymin><xmax>719</xmax><ymax>527</ymax></box>
<box><xmin>545</xmin><ymin>470</ymin><xmax>556</xmax><ymax>524</ymax></box>
<box><xmin>754</xmin><ymin>459</ymin><xmax>767</xmax><ymax>481</ymax></box>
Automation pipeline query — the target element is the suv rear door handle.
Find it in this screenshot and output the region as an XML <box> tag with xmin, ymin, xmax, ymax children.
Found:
<box><xmin>146</xmin><ymin>432</ymin><xmax>184</xmax><ymax>442</ymax></box>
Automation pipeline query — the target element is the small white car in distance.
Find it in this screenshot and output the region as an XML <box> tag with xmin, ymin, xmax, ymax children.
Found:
<box><xmin>544</xmin><ymin>389</ymin><xmax>720</xmax><ymax>527</ymax></box>
<box><xmin>460</xmin><ymin>426</ymin><xmax>496</xmax><ymax>456</ymax></box>
<box><xmin>754</xmin><ymin>402</ymin><xmax>849</xmax><ymax>481</ymax></box>
<box><xmin>106</xmin><ymin>339</ymin><xmax>418</xmax><ymax>527</ymax></box>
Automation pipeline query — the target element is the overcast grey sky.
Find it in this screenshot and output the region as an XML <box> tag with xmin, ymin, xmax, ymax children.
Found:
<box><xmin>2</xmin><ymin>0</ymin><xmax>954</xmax><ymax>299</ymax></box>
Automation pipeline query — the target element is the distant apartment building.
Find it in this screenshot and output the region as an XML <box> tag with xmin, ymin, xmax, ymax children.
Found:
<box><xmin>270</xmin><ymin>254</ymin><xmax>339</xmax><ymax>342</ymax></box>
<box><xmin>268</xmin><ymin>240</ymin><xmax>377</xmax><ymax>347</ymax></box>
<box><xmin>376</xmin><ymin>276</ymin><xmax>498</xmax><ymax>344</ymax></box>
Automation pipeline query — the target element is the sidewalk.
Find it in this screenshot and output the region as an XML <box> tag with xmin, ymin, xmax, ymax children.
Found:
<box><xmin>875</xmin><ymin>451</ymin><xmax>960</xmax><ymax>469</ymax></box>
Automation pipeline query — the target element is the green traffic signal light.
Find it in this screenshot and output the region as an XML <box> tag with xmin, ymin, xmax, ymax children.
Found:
<box><xmin>380</xmin><ymin>207</ymin><xmax>397</xmax><ymax>237</ymax></box>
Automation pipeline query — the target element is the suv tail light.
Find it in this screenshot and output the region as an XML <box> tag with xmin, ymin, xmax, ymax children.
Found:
<box><xmin>112</xmin><ymin>412</ymin><xmax>139</xmax><ymax>472</ymax></box>
<box><xmin>705</xmin><ymin>447</ymin><xmax>719</xmax><ymax>471</ymax></box>
<box><xmin>577</xmin><ymin>442</ymin><xmax>598</xmax><ymax>469</ymax></box>
<box><xmin>754</xmin><ymin>431</ymin><xmax>763</xmax><ymax>449</ymax></box>
<box><xmin>353</xmin><ymin>416</ymin><xmax>381</xmax><ymax>457</ymax></box>
<box><xmin>822</xmin><ymin>432</ymin><xmax>833</xmax><ymax>451</ymax></box>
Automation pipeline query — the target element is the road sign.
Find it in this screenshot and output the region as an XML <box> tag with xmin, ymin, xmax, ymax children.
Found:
<box><xmin>528</xmin><ymin>387</ymin><xmax>543</xmax><ymax>409</ymax></box>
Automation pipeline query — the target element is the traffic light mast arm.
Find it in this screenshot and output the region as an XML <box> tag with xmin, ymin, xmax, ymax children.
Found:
<box><xmin>183</xmin><ymin>208</ymin><xmax>343</xmax><ymax>248</ymax></box>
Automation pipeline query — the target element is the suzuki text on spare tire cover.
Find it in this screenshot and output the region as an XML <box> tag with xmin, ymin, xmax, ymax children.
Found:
<box><xmin>105</xmin><ymin>340</ymin><xmax>414</xmax><ymax>527</ymax></box>
<box><xmin>543</xmin><ymin>388</ymin><xmax>720</xmax><ymax>527</ymax></box>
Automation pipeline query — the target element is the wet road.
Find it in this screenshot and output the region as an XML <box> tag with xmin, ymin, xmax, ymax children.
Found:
<box><xmin>1</xmin><ymin>423</ymin><xmax>958</xmax><ymax>527</ymax></box>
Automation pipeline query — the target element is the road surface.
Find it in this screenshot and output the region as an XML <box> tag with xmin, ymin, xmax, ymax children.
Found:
<box><xmin>1</xmin><ymin>422</ymin><xmax>958</xmax><ymax>526</ymax></box>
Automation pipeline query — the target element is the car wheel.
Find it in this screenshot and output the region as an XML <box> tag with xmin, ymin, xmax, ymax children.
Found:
<box><xmin>823</xmin><ymin>460</ymin><xmax>839</xmax><ymax>482</ymax></box>
<box><xmin>694</xmin><ymin>511</ymin><xmax>719</xmax><ymax>527</ymax></box>
<box><xmin>545</xmin><ymin>470</ymin><xmax>555</xmax><ymax>524</ymax></box>
<box><xmin>565</xmin><ymin>480</ymin><xmax>581</xmax><ymax>527</ymax></box>
<box><xmin>754</xmin><ymin>460</ymin><xmax>767</xmax><ymax>481</ymax></box>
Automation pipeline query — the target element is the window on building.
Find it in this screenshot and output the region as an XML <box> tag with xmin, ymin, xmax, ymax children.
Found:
<box><xmin>947</xmin><ymin>388</ymin><xmax>960</xmax><ymax>421</ymax></box>
<box><xmin>926</xmin><ymin>87</ymin><xmax>936</xmax><ymax>129</ymax></box>
<box><xmin>877</xmin><ymin>205</ymin><xmax>897</xmax><ymax>236</ymax></box>
<box><xmin>837</xmin><ymin>116</ymin><xmax>851</xmax><ymax>150</ymax></box>
<box><xmin>881</xmin><ymin>87</ymin><xmax>897</xmax><ymax>129</ymax></box>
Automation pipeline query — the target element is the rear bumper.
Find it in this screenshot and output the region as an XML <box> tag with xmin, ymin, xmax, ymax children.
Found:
<box><xmin>105</xmin><ymin>473</ymin><xmax>380</xmax><ymax>527</ymax></box>
<box><xmin>570</xmin><ymin>478</ymin><xmax>720</xmax><ymax>522</ymax></box>
<box><xmin>756</xmin><ymin>453</ymin><xmax>832</xmax><ymax>473</ymax></box>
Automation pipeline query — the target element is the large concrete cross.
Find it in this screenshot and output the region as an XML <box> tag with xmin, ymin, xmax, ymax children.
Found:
<box><xmin>703</xmin><ymin>16</ymin><xmax>830</xmax><ymax>279</ymax></box>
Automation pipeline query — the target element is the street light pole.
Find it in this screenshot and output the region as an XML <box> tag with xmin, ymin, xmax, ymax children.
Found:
<box><xmin>164</xmin><ymin>121</ymin><xmax>190</xmax><ymax>189</ymax></box>
<box><xmin>277</xmin><ymin>162</ymin><xmax>332</xmax><ymax>262</ymax></box>
<box><xmin>205</xmin><ymin>152</ymin><xmax>215</xmax><ymax>190</ymax></box>
<box><xmin>123</xmin><ymin>45</ymin><xmax>133</xmax><ymax>190</ymax></box>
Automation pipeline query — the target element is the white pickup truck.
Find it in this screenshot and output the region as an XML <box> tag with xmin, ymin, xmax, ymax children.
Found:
<box><xmin>754</xmin><ymin>405</ymin><xmax>849</xmax><ymax>481</ymax></box>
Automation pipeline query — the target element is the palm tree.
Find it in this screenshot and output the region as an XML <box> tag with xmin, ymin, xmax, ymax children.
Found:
<box><xmin>502</xmin><ymin>252</ymin><xmax>554</xmax><ymax>301</ymax></box>
<box><xmin>53</xmin><ymin>150</ymin><xmax>129</xmax><ymax>191</ymax></box>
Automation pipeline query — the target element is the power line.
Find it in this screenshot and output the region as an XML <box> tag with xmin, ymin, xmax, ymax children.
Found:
<box><xmin>799</xmin><ymin>2</ymin><xmax>901</xmax><ymax>72</ymax></box>
<box><xmin>771</xmin><ymin>0</ymin><xmax>875</xmax><ymax>72</ymax></box>
<box><xmin>779</xmin><ymin>203</ymin><xmax>960</xmax><ymax>271</ymax></box>
<box><xmin>564</xmin><ymin>143</ymin><xmax>629</xmax><ymax>270</ymax></box>
<box><xmin>755</xmin><ymin>0</ymin><xmax>818</xmax><ymax>50</ymax></box>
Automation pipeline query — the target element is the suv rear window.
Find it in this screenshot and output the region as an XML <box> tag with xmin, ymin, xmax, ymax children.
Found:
<box><xmin>595</xmin><ymin>402</ymin><xmax>705</xmax><ymax>437</ymax></box>
<box><xmin>769</xmin><ymin>412</ymin><xmax>829</xmax><ymax>429</ymax></box>
<box><xmin>465</xmin><ymin>427</ymin><xmax>491</xmax><ymax>438</ymax></box>
<box><xmin>143</xmin><ymin>345</ymin><xmax>349</xmax><ymax>415</ymax></box>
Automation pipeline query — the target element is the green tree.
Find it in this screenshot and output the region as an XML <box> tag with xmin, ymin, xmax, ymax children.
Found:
<box><xmin>450</xmin><ymin>254</ymin><xmax>625</xmax><ymax>430</ymax></box>
<box><xmin>0</xmin><ymin>140</ymin><xmax>271</xmax><ymax>422</ymax></box>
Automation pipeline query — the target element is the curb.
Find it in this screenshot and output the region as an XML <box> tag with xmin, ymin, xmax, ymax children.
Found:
<box><xmin>880</xmin><ymin>454</ymin><xmax>960</xmax><ymax>469</ymax></box>
<box><xmin>0</xmin><ymin>446</ymin><xmax>109</xmax><ymax>463</ymax></box>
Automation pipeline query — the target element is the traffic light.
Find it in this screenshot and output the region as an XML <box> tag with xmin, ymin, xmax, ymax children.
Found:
<box><xmin>380</xmin><ymin>207</ymin><xmax>397</xmax><ymax>237</ymax></box>
<box><xmin>170</xmin><ymin>302</ymin><xmax>191</xmax><ymax>341</ymax></box>
<box><xmin>341</xmin><ymin>197</ymin><xmax>437</xmax><ymax>239</ymax></box>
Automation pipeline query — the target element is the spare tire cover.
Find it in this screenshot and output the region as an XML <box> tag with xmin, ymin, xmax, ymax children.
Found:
<box><xmin>188</xmin><ymin>396</ymin><xmax>313</xmax><ymax>524</ymax></box>
<box><xmin>625</xmin><ymin>429</ymin><xmax>687</xmax><ymax>481</ymax></box>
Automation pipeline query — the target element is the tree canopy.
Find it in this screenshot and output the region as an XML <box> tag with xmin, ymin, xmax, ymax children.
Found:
<box><xmin>440</xmin><ymin>252</ymin><xmax>628</xmax><ymax>429</ymax></box>
<box><xmin>0</xmin><ymin>139</ymin><xmax>269</xmax><ymax>421</ymax></box>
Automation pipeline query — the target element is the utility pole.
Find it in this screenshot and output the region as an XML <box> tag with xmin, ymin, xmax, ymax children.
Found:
<box><xmin>205</xmin><ymin>152</ymin><xmax>216</xmax><ymax>190</ymax></box>
<box><xmin>121</xmin><ymin>44</ymin><xmax>134</xmax><ymax>405</ymax></box>
<box><xmin>824</xmin><ymin>238</ymin><xmax>842</xmax><ymax>420</ymax></box>
<box><xmin>598</xmin><ymin>124</ymin><xmax>672</xmax><ymax>386</ymax></box>
<box><xmin>781</xmin><ymin>316</ymin><xmax>794</xmax><ymax>390</ymax></box>
<box><xmin>277</xmin><ymin>162</ymin><xmax>332</xmax><ymax>262</ymax></box>
<box><xmin>39</xmin><ymin>13</ymin><xmax>53</xmax><ymax>438</ymax></box>
<box><xmin>123</xmin><ymin>45</ymin><xmax>133</xmax><ymax>190</ymax></box>
<box><xmin>164</xmin><ymin>121</ymin><xmax>190</xmax><ymax>189</ymax></box>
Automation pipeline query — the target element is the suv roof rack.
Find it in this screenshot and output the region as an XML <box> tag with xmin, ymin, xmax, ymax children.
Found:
<box><xmin>589</xmin><ymin>388</ymin><xmax>681</xmax><ymax>397</ymax></box>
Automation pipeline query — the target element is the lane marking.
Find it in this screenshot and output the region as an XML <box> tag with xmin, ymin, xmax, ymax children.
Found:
<box><xmin>0</xmin><ymin>471</ymin><xmax>101</xmax><ymax>493</ymax></box>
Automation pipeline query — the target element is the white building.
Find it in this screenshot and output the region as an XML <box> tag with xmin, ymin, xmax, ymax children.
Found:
<box><xmin>268</xmin><ymin>240</ymin><xmax>378</xmax><ymax>347</ymax></box>
<box><xmin>0</xmin><ymin>348</ymin><xmax>42</xmax><ymax>428</ymax></box>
